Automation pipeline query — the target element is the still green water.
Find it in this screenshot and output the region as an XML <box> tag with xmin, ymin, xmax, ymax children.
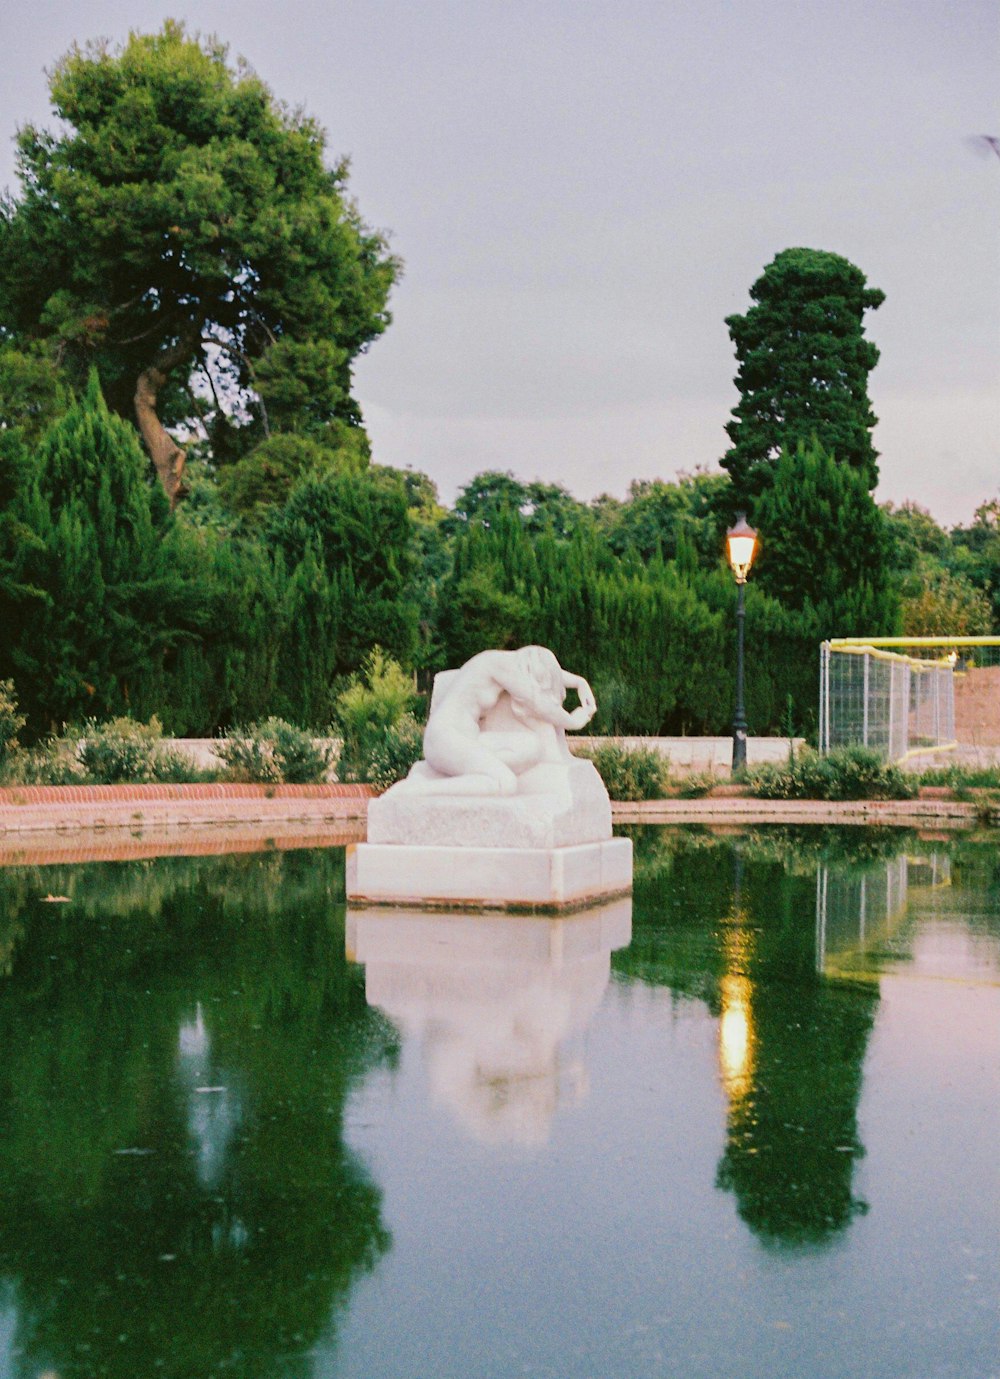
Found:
<box><xmin>0</xmin><ymin>828</ymin><xmax>997</xmax><ymax>1379</ymax></box>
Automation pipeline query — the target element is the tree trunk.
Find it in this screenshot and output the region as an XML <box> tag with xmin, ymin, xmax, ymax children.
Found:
<box><xmin>134</xmin><ymin>338</ymin><xmax>194</xmax><ymax>507</ymax></box>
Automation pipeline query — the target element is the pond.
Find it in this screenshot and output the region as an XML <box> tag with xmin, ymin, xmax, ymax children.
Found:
<box><xmin>0</xmin><ymin>826</ymin><xmax>997</xmax><ymax>1378</ymax></box>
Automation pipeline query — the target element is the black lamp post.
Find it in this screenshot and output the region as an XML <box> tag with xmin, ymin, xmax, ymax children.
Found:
<box><xmin>726</xmin><ymin>513</ymin><xmax>758</xmax><ymax>773</ymax></box>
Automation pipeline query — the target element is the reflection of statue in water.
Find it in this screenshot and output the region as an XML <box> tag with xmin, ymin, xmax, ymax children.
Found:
<box><xmin>349</xmin><ymin>898</ymin><xmax>631</xmax><ymax>1145</ymax></box>
<box><xmin>397</xmin><ymin>646</ymin><xmax>597</xmax><ymax>797</ymax></box>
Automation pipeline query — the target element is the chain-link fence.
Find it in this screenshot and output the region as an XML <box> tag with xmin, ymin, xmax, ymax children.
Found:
<box><xmin>819</xmin><ymin>637</ymin><xmax>1000</xmax><ymax>764</ymax></box>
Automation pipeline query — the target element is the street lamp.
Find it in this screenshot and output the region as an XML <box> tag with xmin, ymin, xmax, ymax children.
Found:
<box><xmin>726</xmin><ymin>513</ymin><xmax>758</xmax><ymax>772</ymax></box>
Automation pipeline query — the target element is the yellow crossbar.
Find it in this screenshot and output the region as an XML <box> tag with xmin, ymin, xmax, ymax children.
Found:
<box><xmin>829</xmin><ymin>636</ymin><xmax>1000</xmax><ymax>648</ymax></box>
<box><xmin>827</xmin><ymin>643</ymin><xmax>952</xmax><ymax>668</ymax></box>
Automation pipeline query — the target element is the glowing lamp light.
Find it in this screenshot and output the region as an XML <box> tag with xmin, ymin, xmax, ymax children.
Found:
<box><xmin>726</xmin><ymin>514</ymin><xmax>758</xmax><ymax>585</ymax></box>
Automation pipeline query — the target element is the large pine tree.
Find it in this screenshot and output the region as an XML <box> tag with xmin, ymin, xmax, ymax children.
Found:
<box><xmin>722</xmin><ymin>248</ymin><xmax>884</xmax><ymax>501</ymax></box>
<box><xmin>0</xmin><ymin>22</ymin><xmax>397</xmax><ymax>503</ymax></box>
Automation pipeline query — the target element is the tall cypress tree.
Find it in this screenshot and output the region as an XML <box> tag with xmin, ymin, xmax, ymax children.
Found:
<box><xmin>722</xmin><ymin>248</ymin><xmax>884</xmax><ymax>501</ymax></box>
<box><xmin>750</xmin><ymin>440</ymin><xmax>899</xmax><ymax>634</ymax></box>
<box><xmin>13</xmin><ymin>372</ymin><xmax>198</xmax><ymax>728</ymax></box>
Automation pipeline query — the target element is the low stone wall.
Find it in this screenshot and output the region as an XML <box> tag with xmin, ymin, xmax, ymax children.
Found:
<box><xmin>0</xmin><ymin>782</ymin><xmax>374</xmax><ymax>839</ymax></box>
<box><xmin>166</xmin><ymin>735</ymin><xmax>797</xmax><ymax>777</ymax></box>
<box><xmin>569</xmin><ymin>736</ymin><xmax>802</xmax><ymax>774</ymax></box>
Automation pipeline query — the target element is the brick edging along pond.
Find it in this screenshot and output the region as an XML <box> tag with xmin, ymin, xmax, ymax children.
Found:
<box><xmin>0</xmin><ymin>782</ymin><xmax>375</xmax><ymax>806</ymax></box>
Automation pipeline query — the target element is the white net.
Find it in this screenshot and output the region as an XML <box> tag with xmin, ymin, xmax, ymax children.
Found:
<box><xmin>819</xmin><ymin>637</ymin><xmax>1000</xmax><ymax>763</ymax></box>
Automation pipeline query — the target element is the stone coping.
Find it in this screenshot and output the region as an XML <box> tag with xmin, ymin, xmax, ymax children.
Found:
<box><xmin>0</xmin><ymin>783</ymin><xmax>989</xmax><ymax>861</ymax></box>
<box><xmin>611</xmin><ymin>798</ymin><xmax>981</xmax><ymax>827</ymax></box>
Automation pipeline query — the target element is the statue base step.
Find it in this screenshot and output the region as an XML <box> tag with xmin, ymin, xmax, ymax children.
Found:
<box><xmin>346</xmin><ymin>837</ymin><xmax>633</xmax><ymax>912</ymax></box>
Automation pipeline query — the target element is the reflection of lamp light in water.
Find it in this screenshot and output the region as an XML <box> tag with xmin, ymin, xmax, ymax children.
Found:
<box><xmin>719</xmin><ymin>974</ymin><xmax>753</xmax><ymax>1101</ymax></box>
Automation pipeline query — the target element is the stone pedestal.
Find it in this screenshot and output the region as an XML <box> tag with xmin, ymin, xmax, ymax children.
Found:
<box><xmin>349</xmin><ymin>757</ymin><xmax>632</xmax><ymax>911</ymax></box>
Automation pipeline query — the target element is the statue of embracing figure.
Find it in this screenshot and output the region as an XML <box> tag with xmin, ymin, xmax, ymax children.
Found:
<box><xmin>398</xmin><ymin>646</ymin><xmax>597</xmax><ymax>798</ymax></box>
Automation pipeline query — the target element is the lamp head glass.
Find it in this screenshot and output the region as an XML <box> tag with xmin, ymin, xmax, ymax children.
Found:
<box><xmin>726</xmin><ymin>514</ymin><xmax>758</xmax><ymax>584</ymax></box>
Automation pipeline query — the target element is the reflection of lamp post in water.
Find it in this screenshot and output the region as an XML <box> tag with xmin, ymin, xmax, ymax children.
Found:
<box><xmin>726</xmin><ymin>514</ymin><xmax>759</xmax><ymax>772</ymax></box>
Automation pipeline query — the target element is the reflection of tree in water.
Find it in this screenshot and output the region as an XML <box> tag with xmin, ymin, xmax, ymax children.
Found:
<box><xmin>0</xmin><ymin>849</ymin><xmax>398</xmax><ymax>1377</ymax></box>
<box><xmin>618</xmin><ymin>829</ymin><xmax>882</xmax><ymax>1249</ymax></box>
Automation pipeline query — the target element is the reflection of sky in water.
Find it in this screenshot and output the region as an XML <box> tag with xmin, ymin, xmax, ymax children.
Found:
<box><xmin>176</xmin><ymin>1003</ymin><xmax>244</xmax><ymax>1191</ymax></box>
<box><xmin>0</xmin><ymin>1280</ymin><xmax>17</xmax><ymax>1379</ymax></box>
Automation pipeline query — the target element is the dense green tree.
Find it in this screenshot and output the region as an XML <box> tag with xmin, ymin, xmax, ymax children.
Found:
<box><xmin>265</xmin><ymin>468</ymin><xmax>418</xmax><ymax>673</ymax></box>
<box><xmin>449</xmin><ymin>469</ymin><xmax>591</xmax><ymax>539</ymax></box>
<box><xmin>749</xmin><ymin>441</ymin><xmax>898</xmax><ymax>630</ymax></box>
<box><xmin>882</xmin><ymin>501</ymin><xmax>951</xmax><ymax>567</ymax></box>
<box><xmin>377</xmin><ymin>467</ymin><xmax>451</xmax><ymax>673</ymax></box>
<box><xmin>10</xmin><ymin>372</ymin><xmax>204</xmax><ymax>729</ymax></box>
<box><xmin>0</xmin><ymin>343</ymin><xmax>67</xmax><ymax>445</ymax></box>
<box><xmin>596</xmin><ymin>468</ymin><xmax>730</xmax><ymax>566</ymax></box>
<box><xmin>217</xmin><ymin>432</ymin><xmax>367</xmax><ymax>527</ymax></box>
<box><xmin>0</xmin><ymin>22</ymin><xmax>397</xmax><ymax>502</ymax></box>
<box><xmin>722</xmin><ymin>248</ymin><xmax>884</xmax><ymax>501</ymax></box>
<box><xmin>882</xmin><ymin>502</ymin><xmax>992</xmax><ymax>636</ymax></box>
<box><xmin>899</xmin><ymin>565</ymin><xmax>992</xmax><ymax>636</ymax></box>
<box><xmin>950</xmin><ymin>496</ymin><xmax>1000</xmax><ymax>631</ymax></box>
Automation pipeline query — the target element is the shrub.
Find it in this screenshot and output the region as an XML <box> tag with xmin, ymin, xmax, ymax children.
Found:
<box><xmin>76</xmin><ymin>716</ymin><xmax>164</xmax><ymax>784</ymax></box>
<box><xmin>359</xmin><ymin>714</ymin><xmax>425</xmax><ymax>791</ymax></box>
<box><xmin>335</xmin><ymin>649</ymin><xmax>417</xmax><ymax>784</ymax></box>
<box><xmin>583</xmin><ymin>742</ymin><xmax>670</xmax><ymax>801</ymax></box>
<box><xmin>4</xmin><ymin>741</ymin><xmax>83</xmax><ymax>786</ymax></box>
<box><xmin>0</xmin><ymin>680</ymin><xmax>26</xmax><ymax>765</ymax></box>
<box><xmin>218</xmin><ymin>717</ymin><xmax>335</xmax><ymax>785</ymax></box>
<box><xmin>745</xmin><ymin>746</ymin><xmax>915</xmax><ymax>801</ymax></box>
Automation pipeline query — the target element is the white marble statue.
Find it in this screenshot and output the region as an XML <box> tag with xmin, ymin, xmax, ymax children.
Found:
<box><xmin>400</xmin><ymin>646</ymin><xmax>597</xmax><ymax>797</ymax></box>
<box><xmin>351</xmin><ymin>643</ymin><xmax>633</xmax><ymax>907</ymax></box>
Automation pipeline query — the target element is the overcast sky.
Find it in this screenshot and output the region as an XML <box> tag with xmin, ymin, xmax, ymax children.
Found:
<box><xmin>2</xmin><ymin>1</ymin><xmax>997</xmax><ymax>524</ymax></box>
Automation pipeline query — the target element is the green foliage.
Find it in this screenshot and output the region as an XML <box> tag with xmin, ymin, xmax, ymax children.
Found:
<box><xmin>582</xmin><ymin>743</ymin><xmax>670</xmax><ymax>800</ymax></box>
<box><xmin>72</xmin><ymin>715</ymin><xmax>207</xmax><ymax>783</ymax></box>
<box><xmin>749</xmin><ymin>440</ymin><xmax>899</xmax><ymax>630</ymax></box>
<box><xmin>335</xmin><ymin>650</ymin><xmax>418</xmax><ymax>784</ymax></box>
<box><xmin>0</xmin><ymin>680</ymin><xmax>27</xmax><ymax>763</ymax></box>
<box><xmin>265</xmin><ymin>468</ymin><xmax>417</xmax><ymax>672</ymax></box>
<box><xmin>597</xmin><ymin>469</ymin><xmax>730</xmax><ymax>566</ymax></box>
<box><xmin>0</xmin><ymin>343</ymin><xmax>67</xmax><ymax>444</ymax></box>
<box><xmin>217</xmin><ymin>717</ymin><xmax>335</xmax><ymax>784</ymax></box>
<box><xmin>0</xmin><ymin>21</ymin><xmax>397</xmax><ymax>494</ymax></box>
<box><xmin>882</xmin><ymin>501</ymin><xmax>993</xmax><ymax>636</ymax></box>
<box><xmin>745</xmin><ymin>746</ymin><xmax>915</xmax><ymax>801</ymax></box>
<box><xmin>76</xmin><ymin>715</ymin><xmax>164</xmax><ymax>783</ymax></box>
<box><xmin>899</xmin><ymin>563</ymin><xmax>992</xmax><ymax>636</ymax></box>
<box><xmin>3</xmin><ymin>740</ymin><xmax>83</xmax><ymax>786</ymax></box>
<box><xmin>218</xmin><ymin>435</ymin><xmax>335</xmax><ymax>525</ymax></box>
<box><xmin>916</xmin><ymin>764</ymin><xmax>1000</xmax><ymax>798</ymax></box>
<box><xmin>723</xmin><ymin>247</ymin><xmax>884</xmax><ymax>500</ymax></box>
<box><xmin>950</xmin><ymin>497</ymin><xmax>1000</xmax><ymax>631</ymax></box>
<box><xmin>449</xmin><ymin>470</ymin><xmax>591</xmax><ymax>540</ymax></box>
<box><xmin>8</xmin><ymin>372</ymin><xmax>206</xmax><ymax>731</ymax></box>
<box><xmin>359</xmin><ymin>716</ymin><xmax>425</xmax><ymax>791</ymax></box>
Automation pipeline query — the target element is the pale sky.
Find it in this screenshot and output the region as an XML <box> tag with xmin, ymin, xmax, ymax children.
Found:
<box><xmin>2</xmin><ymin>0</ymin><xmax>997</xmax><ymax>525</ymax></box>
